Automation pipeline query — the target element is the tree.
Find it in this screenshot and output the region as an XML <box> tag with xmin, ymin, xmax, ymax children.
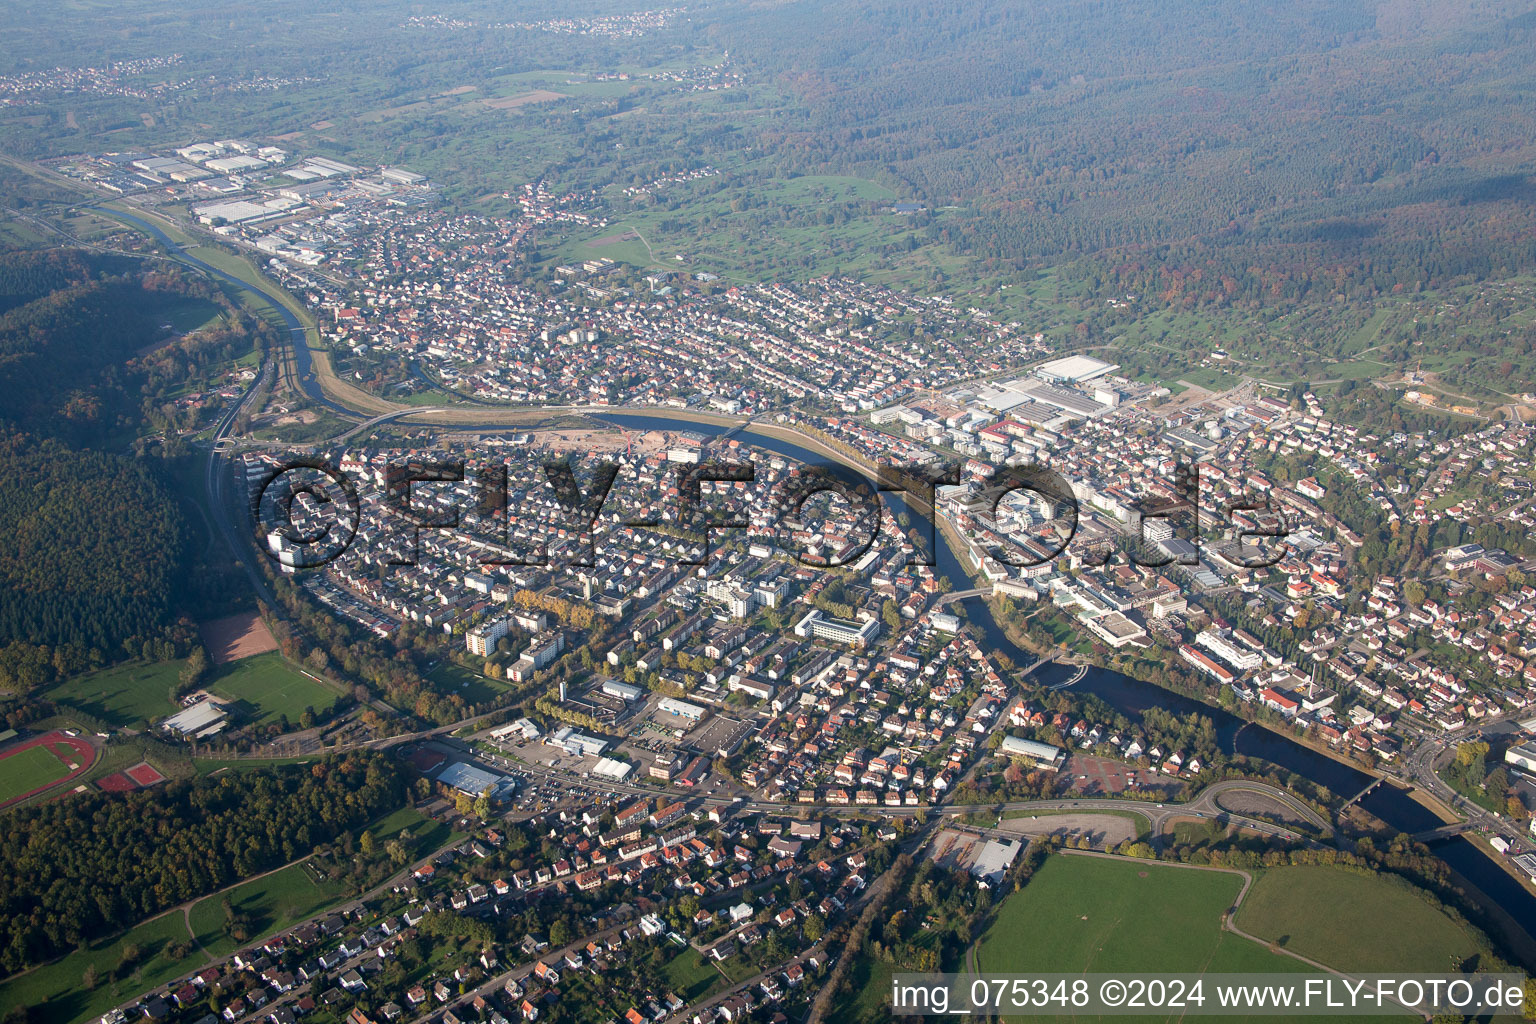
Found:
<box><xmin>1484</xmin><ymin>766</ymin><xmax>1508</xmax><ymax>796</ymax></box>
<box><xmin>180</xmin><ymin>646</ymin><xmax>208</xmax><ymax>690</ymax></box>
<box><xmin>82</xmin><ymin>964</ymin><xmax>98</xmax><ymax>990</ymax></box>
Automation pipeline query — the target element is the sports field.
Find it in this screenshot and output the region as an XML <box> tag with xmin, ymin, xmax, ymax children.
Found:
<box><xmin>52</xmin><ymin>653</ymin><xmax>336</xmax><ymax>731</ymax></box>
<box><xmin>0</xmin><ymin>743</ymin><xmax>72</xmax><ymax>803</ymax></box>
<box><xmin>49</xmin><ymin>659</ymin><xmax>186</xmax><ymax>728</ymax></box>
<box><xmin>0</xmin><ymin>731</ymin><xmax>96</xmax><ymax>806</ymax></box>
<box><xmin>206</xmin><ymin>652</ymin><xmax>337</xmax><ymax>728</ymax></box>
<box><xmin>1234</xmin><ymin>865</ymin><xmax>1491</xmax><ymax>973</ymax></box>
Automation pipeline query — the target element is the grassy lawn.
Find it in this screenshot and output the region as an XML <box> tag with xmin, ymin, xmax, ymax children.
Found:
<box><xmin>427</xmin><ymin>662</ymin><xmax>511</xmax><ymax>705</ymax></box>
<box><xmin>714</xmin><ymin>952</ymin><xmax>759</xmax><ymax>985</ymax></box>
<box><xmin>0</xmin><ymin>909</ymin><xmax>206</xmax><ymax>1024</ymax></box>
<box><xmin>51</xmin><ymin>653</ymin><xmax>335</xmax><ymax>732</ymax></box>
<box><xmin>48</xmin><ymin>659</ymin><xmax>187</xmax><ymax>729</ymax></box>
<box><xmin>1234</xmin><ymin>865</ymin><xmax>1491</xmax><ymax>973</ymax></box>
<box><xmin>187</xmin><ymin>861</ymin><xmax>348</xmax><ymax>958</ymax></box>
<box><xmin>662</xmin><ymin>948</ymin><xmax>726</xmax><ymax>1003</ymax></box>
<box><xmin>364</xmin><ymin>805</ymin><xmax>456</xmax><ymax>853</ymax></box>
<box><xmin>155</xmin><ymin>295</ymin><xmax>225</xmax><ymax>335</ymax></box>
<box><xmin>0</xmin><ymin>743</ymin><xmax>73</xmax><ymax>803</ymax></box>
<box><xmin>974</xmin><ymin>854</ymin><xmax>1311</xmax><ymax>1023</ymax></box>
<box><xmin>206</xmin><ymin>652</ymin><xmax>339</xmax><ymax>728</ymax></box>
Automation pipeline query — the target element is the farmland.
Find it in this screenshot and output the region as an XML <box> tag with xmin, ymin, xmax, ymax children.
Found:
<box><xmin>974</xmin><ymin>853</ymin><xmax>1311</xmax><ymax>1024</ymax></box>
<box><xmin>1234</xmin><ymin>865</ymin><xmax>1495</xmax><ymax>974</ymax></box>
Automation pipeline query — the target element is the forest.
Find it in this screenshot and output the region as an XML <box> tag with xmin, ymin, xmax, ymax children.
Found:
<box><xmin>0</xmin><ymin>246</ymin><xmax>277</xmax><ymax>668</ymax></box>
<box><xmin>0</xmin><ymin>433</ymin><xmax>184</xmax><ymax>658</ymax></box>
<box><xmin>0</xmin><ymin>753</ymin><xmax>406</xmax><ymax>973</ymax></box>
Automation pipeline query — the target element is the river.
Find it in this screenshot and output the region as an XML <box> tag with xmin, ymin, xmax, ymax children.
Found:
<box><xmin>98</xmin><ymin>215</ymin><xmax>1534</xmax><ymax>962</ymax></box>
<box><xmin>595</xmin><ymin>412</ymin><xmax>1536</xmax><ymax>958</ymax></box>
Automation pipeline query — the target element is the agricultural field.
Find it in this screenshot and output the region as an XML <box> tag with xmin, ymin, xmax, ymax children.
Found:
<box><xmin>1234</xmin><ymin>865</ymin><xmax>1494</xmax><ymax>974</ymax></box>
<box><xmin>550</xmin><ymin>173</ymin><xmax>910</xmax><ymax>282</ymax></box>
<box><xmin>973</xmin><ymin>854</ymin><xmax>1311</xmax><ymax>1024</ymax></box>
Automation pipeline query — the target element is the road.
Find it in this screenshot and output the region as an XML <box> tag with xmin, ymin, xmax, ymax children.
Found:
<box><xmin>1392</xmin><ymin>711</ymin><xmax>1534</xmax><ymax>857</ymax></box>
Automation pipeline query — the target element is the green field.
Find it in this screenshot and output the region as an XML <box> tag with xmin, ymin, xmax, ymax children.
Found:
<box><xmin>974</xmin><ymin>854</ymin><xmax>1312</xmax><ymax>1024</ymax></box>
<box><xmin>0</xmin><ymin>742</ymin><xmax>73</xmax><ymax>803</ymax></box>
<box><xmin>49</xmin><ymin>659</ymin><xmax>188</xmax><ymax>729</ymax></box>
<box><xmin>187</xmin><ymin>861</ymin><xmax>348</xmax><ymax>958</ymax></box>
<box><xmin>0</xmin><ymin>908</ymin><xmax>206</xmax><ymax>1024</ymax></box>
<box><xmin>553</xmin><ymin>173</ymin><xmax>909</xmax><ymax>281</ymax></box>
<box><xmin>976</xmin><ymin>855</ymin><xmax>1300</xmax><ymax>975</ymax></box>
<box><xmin>662</xmin><ymin>948</ymin><xmax>726</xmax><ymax>1003</ymax></box>
<box><xmin>206</xmin><ymin>652</ymin><xmax>339</xmax><ymax>728</ymax></box>
<box><xmin>51</xmin><ymin>653</ymin><xmax>335</xmax><ymax>732</ymax></box>
<box><xmin>155</xmin><ymin>295</ymin><xmax>225</xmax><ymax>335</ymax></box>
<box><xmin>426</xmin><ymin>662</ymin><xmax>512</xmax><ymax>705</ymax></box>
<box><xmin>1234</xmin><ymin>865</ymin><xmax>1491</xmax><ymax>973</ymax></box>
<box><xmin>363</xmin><ymin>804</ymin><xmax>456</xmax><ymax>854</ymax></box>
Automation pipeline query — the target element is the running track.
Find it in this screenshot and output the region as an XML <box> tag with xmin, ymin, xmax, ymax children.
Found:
<box><xmin>0</xmin><ymin>730</ymin><xmax>98</xmax><ymax>809</ymax></box>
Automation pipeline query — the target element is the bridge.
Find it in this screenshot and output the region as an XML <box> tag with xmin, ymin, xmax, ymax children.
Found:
<box><xmin>932</xmin><ymin>587</ymin><xmax>992</xmax><ymax>607</ymax></box>
<box><xmin>1018</xmin><ymin>653</ymin><xmax>1057</xmax><ymax>679</ymax></box>
<box><xmin>227</xmin><ymin>406</ymin><xmax>451</xmax><ymax>451</ymax></box>
<box><xmin>1340</xmin><ymin>777</ymin><xmax>1382</xmax><ymax>809</ymax></box>
<box><xmin>1410</xmin><ymin>821</ymin><xmax>1476</xmax><ymax>842</ymax></box>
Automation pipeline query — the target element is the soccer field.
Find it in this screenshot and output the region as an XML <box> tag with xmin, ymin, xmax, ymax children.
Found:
<box><xmin>207</xmin><ymin>652</ymin><xmax>339</xmax><ymax>727</ymax></box>
<box><xmin>0</xmin><ymin>743</ymin><xmax>72</xmax><ymax>804</ymax></box>
<box><xmin>48</xmin><ymin>659</ymin><xmax>187</xmax><ymax>728</ymax></box>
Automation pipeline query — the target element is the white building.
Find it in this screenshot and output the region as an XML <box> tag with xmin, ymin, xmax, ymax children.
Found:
<box><xmin>467</xmin><ymin>618</ymin><xmax>509</xmax><ymax>657</ymax></box>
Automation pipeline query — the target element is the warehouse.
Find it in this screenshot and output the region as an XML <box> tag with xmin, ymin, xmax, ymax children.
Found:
<box><xmin>657</xmin><ymin>697</ymin><xmax>708</xmax><ymax>722</ymax></box>
<box><xmin>600</xmin><ymin>678</ymin><xmax>643</xmax><ymax>703</ymax></box>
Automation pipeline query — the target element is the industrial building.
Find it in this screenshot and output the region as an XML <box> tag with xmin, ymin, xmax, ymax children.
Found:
<box><xmin>657</xmin><ymin>697</ymin><xmax>708</xmax><ymax>722</ymax></box>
